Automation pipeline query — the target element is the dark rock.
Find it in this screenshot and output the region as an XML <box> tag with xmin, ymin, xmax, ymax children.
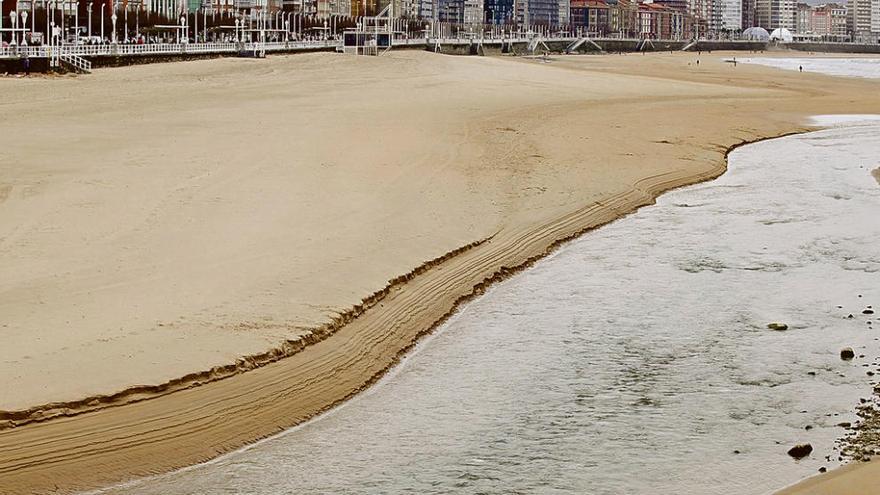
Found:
<box><xmin>768</xmin><ymin>322</ymin><xmax>789</xmax><ymax>331</ymax></box>
<box><xmin>864</xmin><ymin>309</ymin><xmax>875</xmax><ymax>315</ymax></box>
<box><xmin>848</xmin><ymin>314</ymin><xmax>854</xmax><ymax>319</ymax></box>
<box><xmin>733</xmin><ymin>450</ymin><xmax>740</xmax><ymax>454</ymax></box>
<box><xmin>841</xmin><ymin>348</ymin><xmax>856</xmax><ymax>360</ymax></box>
<box><xmin>837</xmin><ymin>422</ymin><xmax>852</xmax><ymax>428</ymax></box>
<box><xmin>819</xmin><ymin>466</ymin><xmax>827</xmax><ymax>473</ymax></box>
<box><xmin>807</xmin><ymin>371</ymin><xmax>817</xmax><ymax>376</ymax></box>
<box><xmin>788</xmin><ymin>443</ymin><xmax>813</xmax><ymax>459</ymax></box>
<box><xmin>805</xmin><ymin>425</ymin><xmax>813</xmax><ymax>430</ymax></box>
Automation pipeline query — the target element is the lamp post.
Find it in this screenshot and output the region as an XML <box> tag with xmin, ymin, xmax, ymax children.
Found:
<box><xmin>74</xmin><ymin>0</ymin><xmax>79</xmax><ymax>42</ymax></box>
<box><xmin>10</xmin><ymin>12</ymin><xmax>17</xmax><ymax>45</ymax></box>
<box><xmin>46</xmin><ymin>2</ymin><xmax>52</xmax><ymax>46</ymax></box>
<box><xmin>178</xmin><ymin>15</ymin><xmax>184</xmax><ymax>44</ymax></box>
<box><xmin>21</xmin><ymin>10</ymin><xmax>27</xmax><ymax>44</ymax></box>
<box><xmin>87</xmin><ymin>3</ymin><xmax>92</xmax><ymax>40</ymax></box>
<box><xmin>111</xmin><ymin>10</ymin><xmax>117</xmax><ymax>44</ymax></box>
<box><xmin>101</xmin><ymin>2</ymin><xmax>105</xmax><ymax>42</ymax></box>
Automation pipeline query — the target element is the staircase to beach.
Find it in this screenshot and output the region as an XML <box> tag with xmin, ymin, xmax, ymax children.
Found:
<box><xmin>57</xmin><ymin>52</ymin><xmax>91</xmax><ymax>74</ymax></box>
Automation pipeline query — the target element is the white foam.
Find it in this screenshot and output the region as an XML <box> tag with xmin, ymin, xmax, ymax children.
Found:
<box><xmin>810</xmin><ymin>114</ymin><xmax>880</xmax><ymax>128</ymax></box>
<box><xmin>736</xmin><ymin>57</ymin><xmax>880</xmax><ymax>79</ymax></box>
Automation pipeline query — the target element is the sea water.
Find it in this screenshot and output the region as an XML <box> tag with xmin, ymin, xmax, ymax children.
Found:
<box><xmin>97</xmin><ymin>116</ymin><xmax>880</xmax><ymax>495</ymax></box>
<box><xmin>737</xmin><ymin>57</ymin><xmax>880</xmax><ymax>79</ymax></box>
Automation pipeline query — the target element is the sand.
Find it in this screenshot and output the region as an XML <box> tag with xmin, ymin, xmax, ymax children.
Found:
<box><xmin>1</xmin><ymin>51</ymin><xmax>879</xmax><ymax>494</ymax></box>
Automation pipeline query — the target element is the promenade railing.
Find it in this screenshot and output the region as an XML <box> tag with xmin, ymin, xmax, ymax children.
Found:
<box><xmin>0</xmin><ymin>40</ymin><xmax>341</xmax><ymax>60</ymax></box>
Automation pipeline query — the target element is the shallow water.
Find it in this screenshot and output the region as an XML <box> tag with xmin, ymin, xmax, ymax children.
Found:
<box><xmin>98</xmin><ymin>116</ymin><xmax>880</xmax><ymax>495</ymax></box>
<box><xmin>737</xmin><ymin>57</ymin><xmax>880</xmax><ymax>79</ymax></box>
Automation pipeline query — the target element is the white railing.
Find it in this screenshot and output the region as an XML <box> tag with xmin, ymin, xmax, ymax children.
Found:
<box><xmin>0</xmin><ymin>40</ymin><xmax>343</xmax><ymax>60</ymax></box>
<box><xmin>59</xmin><ymin>52</ymin><xmax>92</xmax><ymax>73</ymax></box>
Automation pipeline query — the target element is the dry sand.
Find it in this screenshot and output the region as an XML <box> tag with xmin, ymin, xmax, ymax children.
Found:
<box><xmin>1</xmin><ymin>50</ymin><xmax>879</xmax><ymax>494</ymax></box>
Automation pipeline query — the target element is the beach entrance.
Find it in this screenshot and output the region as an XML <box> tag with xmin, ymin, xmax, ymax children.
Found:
<box><xmin>342</xmin><ymin>4</ymin><xmax>393</xmax><ymax>56</ymax></box>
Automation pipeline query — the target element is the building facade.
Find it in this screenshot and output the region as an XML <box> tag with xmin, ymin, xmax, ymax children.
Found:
<box><xmin>690</xmin><ymin>0</ymin><xmax>722</xmax><ymax>35</ymax></box>
<box><xmin>719</xmin><ymin>0</ymin><xmax>741</xmax><ymax>30</ymax></box>
<box><xmin>847</xmin><ymin>0</ymin><xmax>874</xmax><ymax>42</ymax></box>
<box><xmin>795</xmin><ymin>0</ymin><xmax>810</xmax><ymax>32</ymax></box>
<box><xmin>485</xmin><ymin>0</ymin><xmax>516</xmax><ymax>22</ymax></box>
<box><xmin>755</xmin><ymin>0</ymin><xmax>795</xmax><ymax>30</ymax></box>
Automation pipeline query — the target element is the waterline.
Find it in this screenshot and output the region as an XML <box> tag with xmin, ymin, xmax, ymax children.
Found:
<box><xmin>97</xmin><ymin>116</ymin><xmax>880</xmax><ymax>495</ymax></box>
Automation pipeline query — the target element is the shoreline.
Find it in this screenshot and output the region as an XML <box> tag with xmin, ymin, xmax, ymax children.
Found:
<box><xmin>0</xmin><ymin>130</ymin><xmax>800</xmax><ymax>495</ymax></box>
<box><xmin>0</xmin><ymin>131</ymin><xmax>804</xmax><ymax>432</ymax></box>
<box><xmin>3</xmin><ymin>51</ymin><xmax>880</xmax><ymax>494</ymax></box>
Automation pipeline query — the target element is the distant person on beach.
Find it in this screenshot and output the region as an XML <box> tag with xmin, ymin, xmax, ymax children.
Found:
<box><xmin>799</xmin><ymin>65</ymin><xmax>803</xmax><ymax>72</ymax></box>
<box><xmin>23</xmin><ymin>54</ymin><xmax>30</xmax><ymax>76</ymax></box>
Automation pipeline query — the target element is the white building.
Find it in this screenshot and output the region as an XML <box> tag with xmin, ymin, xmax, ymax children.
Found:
<box><xmin>720</xmin><ymin>0</ymin><xmax>742</xmax><ymax>30</ymax></box>
<box><xmin>872</xmin><ymin>0</ymin><xmax>880</xmax><ymax>35</ymax></box>
<box><xmin>690</xmin><ymin>0</ymin><xmax>723</xmax><ymax>33</ymax></box>
<box><xmin>755</xmin><ymin>0</ymin><xmax>795</xmax><ymax>30</ymax></box>
<box><xmin>847</xmin><ymin>0</ymin><xmax>877</xmax><ymax>41</ymax></box>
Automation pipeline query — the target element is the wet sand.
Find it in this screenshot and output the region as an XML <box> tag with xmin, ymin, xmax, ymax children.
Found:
<box><xmin>1</xmin><ymin>51</ymin><xmax>880</xmax><ymax>493</ymax></box>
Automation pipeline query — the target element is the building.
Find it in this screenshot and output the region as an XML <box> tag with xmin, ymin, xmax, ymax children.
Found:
<box><xmin>570</xmin><ymin>0</ymin><xmax>613</xmax><ymax>34</ymax></box>
<box><xmin>719</xmin><ymin>0</ymin><xmax>741</xmax><ymax>30</ymax></box>
<box><xmin>829</xmin><ymin>2</ymin><xmax>847</xmax><ymax>37</ymax></box>
<box><xmin>690</xmin><ymin>0</ymin><xmax>722</xmax><ymax>35</ymax></box>
<box><xmin>808</xmin><ymin>2</ymin><xmax>846</xmax><ymax>38</ymax></box>
<box><xmin>755</xmin><ymin>0</ymin><xmax>795</xmax><ymax>30</ymax></box>
<box><xmin>559</xmin><ymin>0</ymin><xmax>571</xmax><ymax>25</ymax></box>
<box><xmin>873</xmin><ymin>0</ymin><xmax>880</xmax><ymax>35</ymax></box>
<box><xmin>516</xmin><ymin>0</ymin><xmax>566</xmax><ymax>26</ymax></box>
<box><xmin>740</xmin><ymin>0</ymin><xmax>755</xmax><ymax>26</ymax></box>
<box><xmin>438</xmin><ymin>0</ymin><xmax>484</xmax><ymax>24</ymax></box>
<box><xmin>847</xmin><ymin>0</ymin><xmax>875</xmax><ymax>42</ymax></box>
<box><xmin>485</xmin><ymin>0</ymin><xmax>516</xmax><ymax>22</ymax></box>
<box><xmin>638</xmin><ymin>1</ymin><xmax>688</xmax><ymax>37</ymax></box>
<box><xmin>795</xmin><ymin>1</ymin><xmax>810</xmax><ymax>32</ymax></box>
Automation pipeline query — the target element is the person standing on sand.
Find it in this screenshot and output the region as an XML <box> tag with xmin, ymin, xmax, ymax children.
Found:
<box><xmin>799</xmin><ymin>65</ymin><xmax>803</xmax><ymax>72</ymax></box>
<box><xmin>23</xmin><ymin>54</ymin><xmax>30</xmax><ymax>76</ymax></box>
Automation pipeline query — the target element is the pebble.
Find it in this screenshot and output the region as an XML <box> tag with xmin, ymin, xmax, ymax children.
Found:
<box><xmin>788</xmin><ymin>443</ymin><xmax>813</xmax><ymax>459</ymax></box>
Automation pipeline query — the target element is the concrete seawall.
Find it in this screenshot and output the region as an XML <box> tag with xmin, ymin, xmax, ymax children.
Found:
<box><xmin>3</xmin><ymin>39</ymin><xmax>879</xmax><ymax>74</ymax></box>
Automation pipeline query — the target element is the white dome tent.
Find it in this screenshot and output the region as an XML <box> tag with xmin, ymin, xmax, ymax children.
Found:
<box><xmin>770</xmin><ymin>28</ymin><xmax>794</xmax><ymax>42</ymax></box>
<box><xmin>742</xmin><ymin>27</ymin><xmax>770</xmax><ymax>41</ymax></box>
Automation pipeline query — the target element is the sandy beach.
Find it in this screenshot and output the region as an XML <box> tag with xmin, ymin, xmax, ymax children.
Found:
<box><xmin>1</xmin><ymin>50</ymin><xmax>879</xmax><ymax>493</ymax></box>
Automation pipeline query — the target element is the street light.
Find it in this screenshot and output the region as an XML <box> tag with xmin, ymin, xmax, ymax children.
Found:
<box><xmin>101</xmin><ymin>2</ymin><xmax>105</xmax><ymax>42</ymax></box>
<box><xmin>21</xmin><ymin>10</ymin><xmax>28</xmax><ymax>45</ymax></box>
<box><xmin>87</xmin><ymin>3</ymin><xmax>92</xmax><ymax>40</ymax></box>
<box><xmin>111</xmin><ymin>10</ymin><xmax>117</xmax><ymax>44</ymax></box>
<box><xmin>10</xmin><ymin>12</ymin><xmax>17</xmax><ymax>45</ymax></box>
